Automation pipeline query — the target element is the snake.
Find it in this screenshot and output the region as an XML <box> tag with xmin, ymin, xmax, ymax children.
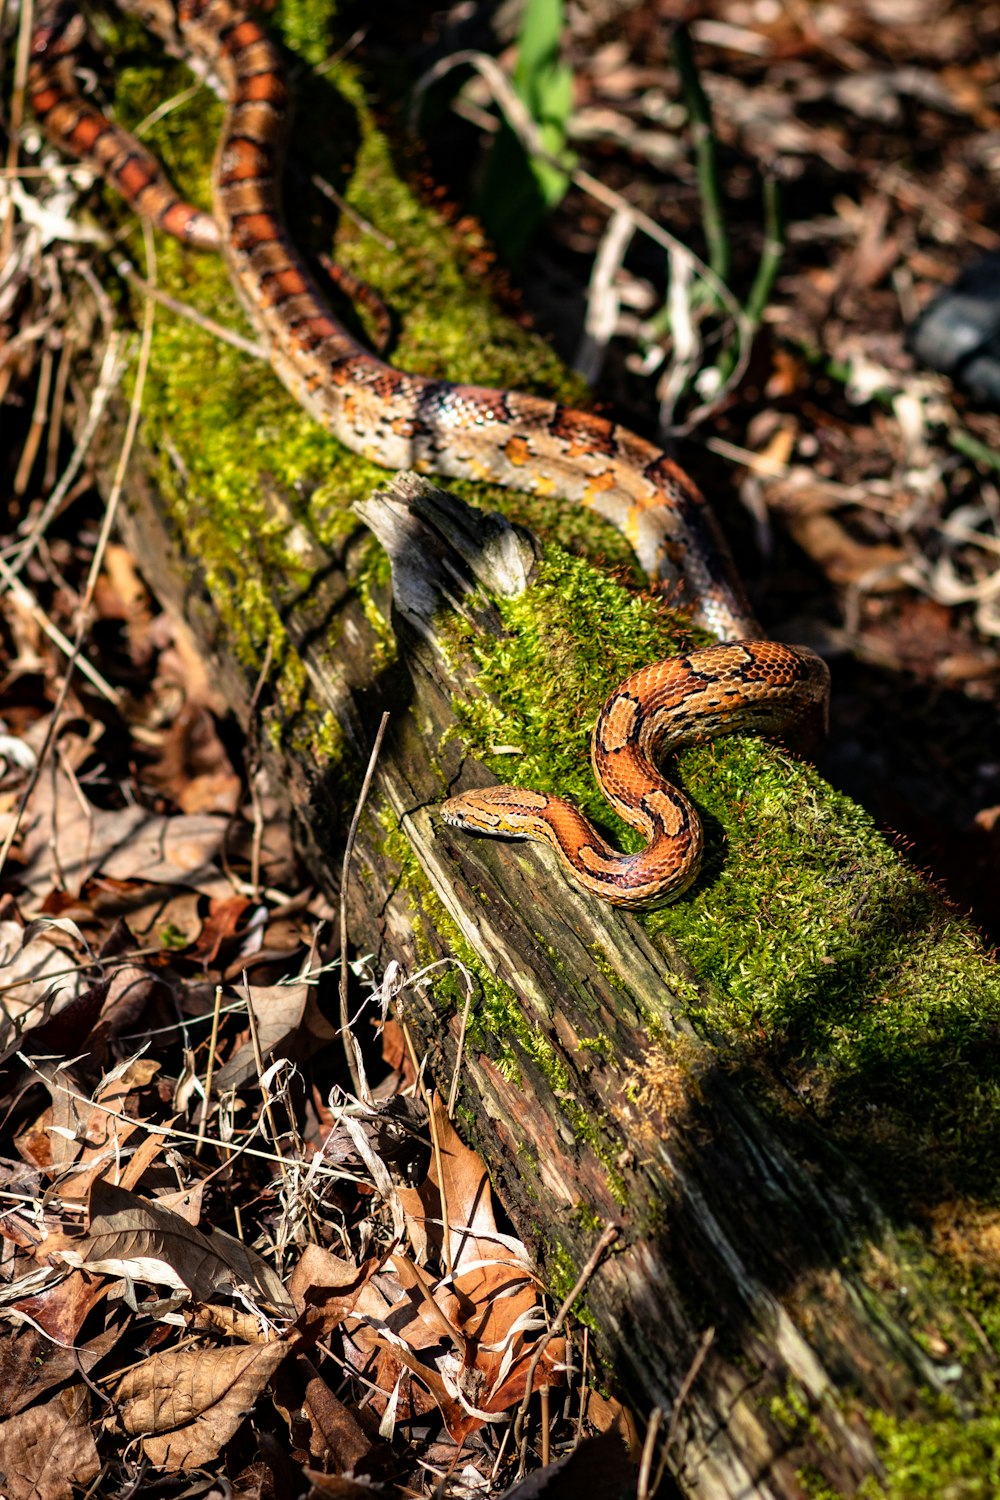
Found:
<box><xmin>28</xmin><ymin>0</ymin><xmax>830</xmax><ymax>907</ymax></box>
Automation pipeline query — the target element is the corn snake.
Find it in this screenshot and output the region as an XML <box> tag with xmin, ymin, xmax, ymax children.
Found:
<box><xmin>29</xmin><ymin>0</ymin><xmax>830</xmax><ymax>907</ymax></box>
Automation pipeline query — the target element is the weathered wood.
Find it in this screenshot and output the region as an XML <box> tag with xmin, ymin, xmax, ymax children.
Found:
<box><xmin>114</xmin><ymin>458</ymin><xmax>998</xmax><ymax>1500</ymax></box>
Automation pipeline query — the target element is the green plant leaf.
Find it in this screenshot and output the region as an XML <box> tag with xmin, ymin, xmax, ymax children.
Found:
<box><xmin>479</xmin><ymin>0</ymin><xmax>574</xmax><ymax>260</ymax></box>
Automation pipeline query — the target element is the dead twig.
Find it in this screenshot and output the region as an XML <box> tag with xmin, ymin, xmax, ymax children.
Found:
<box><xmin>513</xmin><ymin>1222</ymin><xmax>619</xmax><ymax>1469</ymax></box>
<box><xmin>339</xmin><ymin>711</ymin><xmax>390</xmax><ymax>1101</ymax></box>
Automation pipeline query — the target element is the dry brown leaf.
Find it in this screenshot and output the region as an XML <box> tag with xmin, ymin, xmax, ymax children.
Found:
<box><xmin>17</xmin><ymin>768</ymin><xmax>234</xmax><ymax>905</ymax></box>
<box><xmin>115</xmin><ymin>886</ymin><xmax>203</xmax><ymax>946</ymax></box>
<box><xmin>92</xmin><ymin>959</ymin><xmax>173</xmax><ymax>1045</ymax></box>
<box><xmin>374</xmin><ymin>1099</ymin><xmax>562</xmax><ymax>1437</ymax></box>
<box><xmin>64</xmin><ymin>1180</ymin><xmax>293</xmax><ymax>1311</ymax></box>
<box><xmin>0</xmin><ymin>919</ymin><xmax>88</xmax><ymax>1034</ymax></box>
<box><xmin>6</xmin><ymin>1262</ymin><xmax>111</xmax><ymax>1346</ymax></box>
<box><xmin>302</xmin><ymin>1369</ymin><xmax>371</xmax><ymax>1469</ymax></box>
<box><xmin>97</xmin><ymin>543</ymin><xmax>153</xmax><ymax>639</ymax></box>
<box><xmin>301</xmin><ymin>1474</ymin><xmax>387</xmax><ymax>1498</ymax></box>
<box><xmin>399</xmin><ymin>1095</ymin><xmax>528</xmax><ymax>1277</ymax></box>
<box><xmin>288</xmin><ymin>1244</ymin><xmax>385</xmax><ymax>1337</ymax></box>
<box><xmin>582</xmin><ymin>1388</ymin><xmax>641</xmax><ymax>1452</ymax></box>
<box><xmin>140</xmin><ymin>701</ymin><xmax>241</xmax><ymax>816</ymax></box>
<box><xmin>115</xmin><ymin>1339</ymin><xmax>287</xmax><ymax>1468</ymax></box>
<box><xmin>186</xmin><ymin>894</ymin><xmax>253</xmax><ymax>965</ymax></box>
<box><xmin>22</xmin><ymin>1057</ymin><xmax>162</xmax><ymax>1199</ymax></box>
<box><xmin>368</xmin><ymin>1334</ymin><xmax>480</xmax><ymax>1443</ymax></box>
<box><xmin>194</xmin><ymin>1302</ymin><xmax>272</xmax><ymax>1343</ymax></box>
<box><xmin>213</xmin><ymin>980</ymin><xmax>334</xmax><ymax>1093</ymax></box>
<box><xmin>0</xmin><ymin>1325</ymin><xmax>116</xmax><ymax>1420</ymax></box>
<box><xmin>0</xmin><ymin>1384</ymin><xmax>99</xmax><ymax>1500</ymax></box>
<box><xmin>389</xmin><ymin>1251</ymin><xmax>467</xmax><ymax>1354</ymax></box>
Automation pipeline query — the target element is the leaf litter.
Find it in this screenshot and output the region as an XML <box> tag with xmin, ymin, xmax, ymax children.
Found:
<box><xmin>0</xmin><ymin>358</ymin><xmax>625</xmax><ymax>1495</ymax></box>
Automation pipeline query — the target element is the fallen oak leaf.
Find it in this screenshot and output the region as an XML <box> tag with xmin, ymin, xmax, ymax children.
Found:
<box><xmin>114</xmin><ymin>1339</ymin><xmax>287</xmax><ymax>1469</ymax></box>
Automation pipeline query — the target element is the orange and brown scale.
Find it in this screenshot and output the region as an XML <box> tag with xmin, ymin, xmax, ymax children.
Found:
<box><xmin>28</xmin><ymin>0</ymin><xmax>832</xmax><ymax>906</ymax></box>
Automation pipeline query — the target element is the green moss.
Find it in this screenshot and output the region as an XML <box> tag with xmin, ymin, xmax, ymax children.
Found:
<box><xmin>571</xmin><ymin>1203</ymin><xmax>605</xmax><ymax>1235</ymax></box>
<box><xmin>542</xmin><ymin>1239</ymin><xmax>602</xmax><ymax>1337</ymax></box>
<box><xmin>797</xmin><ymin>1470</ymin><xmax>847</xmax><ymax>1500</ymax></box>
<box><xmin>769</xmin><ymin>1381</ymin><xmax>824</xmax><ymax>1444</ymax></box>
<box><xmin>860</xmin><ymin>1400</ymin><xmax>1000</xmax><ymax>1499</ymax></box>
<box><xmin>577</xmin><ymin>1034</ymin><xmax>613</xmax><ymax>1059</ymax></box>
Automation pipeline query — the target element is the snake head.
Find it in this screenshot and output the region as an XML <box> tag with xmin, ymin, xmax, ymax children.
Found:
<box><xmin>440</xmin><ymin>785</ymin><xmax>550</xmax><ymax>838</ymax></box>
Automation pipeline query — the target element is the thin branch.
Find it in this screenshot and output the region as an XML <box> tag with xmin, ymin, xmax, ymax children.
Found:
<box><xmin>743</xmin><ymin>171</ymin><xmax>784</xmax><ymax>334</ymax></box>
<box><xmin>339</xmin><ymin>711</ymin><xmax>390</xmax><ymax>1100</ymax></box>
<box><xmin>112</xmin><ymin>252</ymin><xmax>267</xmax><ymax>359</ymax></box>
<box><xmin>671</xmin><ymin>24</ymin><xmax>729</xmax><ymax>285</ymax></box>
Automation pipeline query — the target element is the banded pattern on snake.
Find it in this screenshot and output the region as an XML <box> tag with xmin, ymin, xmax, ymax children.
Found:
<box><xmin>28</xmin><ymin>0</ymin><xmax>830</xmax><ymax>906</ymax></box>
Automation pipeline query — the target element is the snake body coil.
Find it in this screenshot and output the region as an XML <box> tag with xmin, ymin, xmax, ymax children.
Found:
<box><xmin>442</xmin><ymin>642</ymin><xmax>828</xmax><ymax>907</ymax></box>
<box><xmin>29</xmin><ymin>0</ymin><xmax>831</xmax><ymax>907</ymax></box>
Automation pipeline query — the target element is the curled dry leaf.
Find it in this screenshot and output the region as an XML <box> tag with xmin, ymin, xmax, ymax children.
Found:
<box><xmin>61</xmin><ymin>1180</ymin><xmax>293</xmax><ymax>1312</ymax></box>
<box><xmin>353</xmin><ymin>1097</ymin><xmax>566</xmax><ymax>1439</ymax></box>
<box><xmin>16</xmin><ymin>1056</ymin><xmax>161</xmax><ymax>1198</ymax></box>
<box><xmin>270</xmin><ymin>1356</ymin><xmax>374</xmax><ymax>1474</ymax></box>
<box><xmin>114</xmin><ymin>1339</ymin><xmax>288</xmax><ymax>1469</ymax></box>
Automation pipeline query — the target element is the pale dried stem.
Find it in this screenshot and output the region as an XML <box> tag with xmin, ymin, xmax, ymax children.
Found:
<box><xmin>339</xmin><ymin>711</ymin><xmax>390</xmax><ymax>1100</ymax></box>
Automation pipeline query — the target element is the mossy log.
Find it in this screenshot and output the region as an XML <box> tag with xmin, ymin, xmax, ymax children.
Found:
<box><xmin>54</xmin><ymin>2</ymin><xmax>1000</xmax><ymax>1490</ymax></box>
<box><xmin>113</xmin><ymin>451</ymin><xmax>1000</xmax><ymax>1498</ymax></box>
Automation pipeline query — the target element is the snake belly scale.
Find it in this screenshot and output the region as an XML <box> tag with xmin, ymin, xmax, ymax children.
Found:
<box><xmin>28</xmin><ymin>0</ymin><xmax>831</xmax><ymax>908</ymax></box>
